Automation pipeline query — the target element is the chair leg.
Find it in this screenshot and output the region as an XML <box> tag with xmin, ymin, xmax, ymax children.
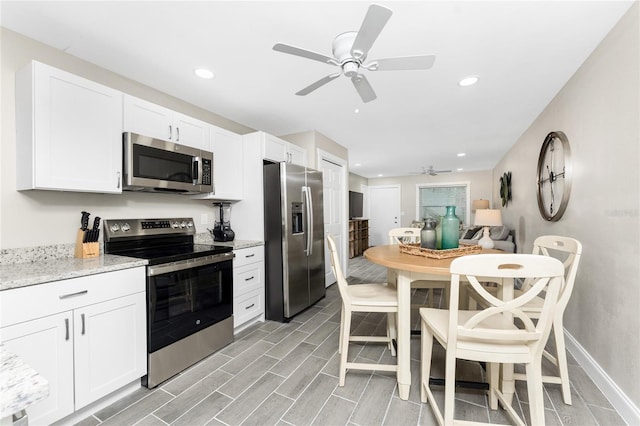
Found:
<box><xmin>443</xmin><ymin>348</ymin><xmax>457</xmax><ymax>424</ymax></box>
<box><xmin>553</xmin><ymin>318</ymin><xmax>572</xmax><ymax>405</ymax></box>
<box><xmin>338</xmin><ymin>304</ymin><xmax>345</xmax><ymax>355</ymax></box>
<box><xmin>387</xmin><ymin>312</ymin><xmax>397</xmax><ymax>357</ymax></box>
<box><xmin>525</xmin><ymin>361</ymin><xmax>545</xmax><ymax>426</ymax></box>
<box><xmin>339</xmin><ymin>308</ymin><xmax>352</xmax><ymax>386</ymax></box>
<box><xmin>487</xmin><ymin>362</ymin><xmax>499</xmax><ymax>410</ymax></box>
<box><xmin>420</xmin><ymin>318</ymin><xmax>434</xmax><ymax>403</ymax></box>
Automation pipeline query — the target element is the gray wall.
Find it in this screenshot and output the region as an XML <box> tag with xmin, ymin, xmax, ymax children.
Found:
<box><xmin>494</xmin><ymin>3</ymin><xmax>639</xmax><ymax>408</ymax></box>
<box><xmin>1</xmin><ymin>28</ymin><xmax>255</xmax><ymax>249</ymax></box>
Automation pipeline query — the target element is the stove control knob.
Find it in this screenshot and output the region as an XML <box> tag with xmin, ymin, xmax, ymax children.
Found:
<box><xmin>186</xmin><ymin>220</ymin><xmax>194</xmax><ymax>229</ymax></box>
<box><xmin>110</xmin><ymin>223</ymin><xmax>120</xmax><ymax>232</ymax></box>
<box><xmin>121</xmin><ymin>223</ymin><xmax>131</xmax><ymax>232</ymax></box>
<box><xmin>171</xmin><ymin>221</ymin><xmax>180</xmax><ymax>229</ymax></box>
<box><xmin>180</xmin><ymin>221</ymin><xmax>187</xmax><ymax>228</ymax></box>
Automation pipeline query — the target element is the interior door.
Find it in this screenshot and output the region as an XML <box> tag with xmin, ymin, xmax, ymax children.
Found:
<box><xmin>368</xmin><ymin>185</ymin><xmax>401</xmax><ymax>246</ymax></box>
<box><xmin>321</xmin><ymin>158</ymin><xmax>344</xmax><ymax>286</ymax></box>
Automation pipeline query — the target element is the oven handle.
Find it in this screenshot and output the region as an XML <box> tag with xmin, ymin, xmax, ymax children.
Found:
<box><xmin>147</xmin><ymin>252</ymin><xmax>234</xmax><ymax>276</ymax></box>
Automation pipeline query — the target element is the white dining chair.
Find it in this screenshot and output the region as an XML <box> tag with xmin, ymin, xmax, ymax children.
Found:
<box><xmin>326</xmin><ymin>234</ymin><xmax>398</xmax><ymax>386</ymax></box>
<box><xmin>388</xmin><ymin>227</ymin><xmax>448</xmax><ymax>308</ymax></box>
<box><xmin>467</xmin><ymin>235</ymin><xmax>582</xmax><ymax>405</ymax></box>
<box><xmin>420</xmin><ymin>254</ymin><xmax>565</xmax><ymax>426</ymax></box>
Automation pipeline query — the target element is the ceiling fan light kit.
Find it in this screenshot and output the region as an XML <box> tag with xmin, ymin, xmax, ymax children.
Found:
<box><xmin>273</xmin><ymin>4</ymin><xmax>435</xmax><ymax>103</ymax></box>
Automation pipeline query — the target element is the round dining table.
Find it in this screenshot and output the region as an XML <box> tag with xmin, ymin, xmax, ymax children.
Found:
<box><xmin>364</xmin><ymin>244</ymin><xmax>508</xmax><ymax>402</ymax></box>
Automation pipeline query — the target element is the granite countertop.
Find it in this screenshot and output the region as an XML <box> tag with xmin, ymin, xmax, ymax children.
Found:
<box><xmin>193</xmin><ymin>233</ymin><xmax>263</xmax><ymax>250</ymax></box>
<box><xmin>0</xmin><ymin>255</ymin><xmax>147</xmax><ymax>292</ymax></box>
<box><xmin>0</xmin><ymin>345</ymin><xmax>49</xmax><ymax>418</ymax></box>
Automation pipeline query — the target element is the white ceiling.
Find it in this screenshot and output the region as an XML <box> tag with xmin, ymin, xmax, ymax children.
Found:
<box><xmin>1</xmin><ymin>1</ymin><xmax>633</xmax><ymax>178</ymax></box>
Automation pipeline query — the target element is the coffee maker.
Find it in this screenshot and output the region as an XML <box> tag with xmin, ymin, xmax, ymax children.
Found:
<box><xmin>211</xmin><ymin>202</ymin><xmax>235</xmax><ymax>242</ymax></box>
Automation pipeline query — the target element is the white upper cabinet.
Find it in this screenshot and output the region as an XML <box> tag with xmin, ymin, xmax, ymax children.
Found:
<box><xmin>123</xmin><ymin>95</ymin><xmax>209</xmax><ymax>150</ymax></box>
<box><xmin>259</xmin><ymin>132</ymin><xmax>307</xmax><ymax>166</ymax></box>
<box><xmin>207</xmin><ymin>125</ymin><xmax>243</xmax><ymax>200</ymax></box>
<box><xmin>16</xmin><ymin>61</ymin><xmax>123</xmax><ymax>193</ymax></box>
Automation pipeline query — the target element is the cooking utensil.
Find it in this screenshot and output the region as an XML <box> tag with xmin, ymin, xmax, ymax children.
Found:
<box><xmin>81</xmin><ymin>211</ymin><xmax>90</xmax><ymax>230</ymax></box>
<box><xmin>91</xmin><ymin>217</ymin><xmax>101</xmax><ymax>242</ymax></box>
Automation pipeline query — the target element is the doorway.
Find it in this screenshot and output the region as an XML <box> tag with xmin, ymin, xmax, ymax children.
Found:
<box><xmin>368</xmin><ymin>185</ymin><xmax>401</xmax><ymax>246</ymax></box>
<box><xmin>318</xmin><ymin>150</ymin><xmax>348</xmax><ymax>285</ymax></box>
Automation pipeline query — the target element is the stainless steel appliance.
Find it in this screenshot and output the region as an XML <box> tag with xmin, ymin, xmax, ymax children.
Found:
<box><xmin>263</xmin><ymin>162</ymin><xmax>325</xmax><ymax>322</ymax></box>
<box><xmin>123</xmin><ymin>132</ymin><xmax>213</xmax><ymax>194</ymax></box>
<box><xmin>103</xmin><ymin>218</ymin><xmax>233</xmax><ymax>388</ymax></box>
<box><xmin>211</xmin><ymin>202</ymin><xmax>235</xmax><ymax>242</ymax></box>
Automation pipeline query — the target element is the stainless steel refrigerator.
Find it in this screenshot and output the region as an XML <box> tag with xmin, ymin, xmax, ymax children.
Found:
<box><xmin>263</xmin><ymin>162</ymin><xmax>325</xmax><ymax>322</ymax></box>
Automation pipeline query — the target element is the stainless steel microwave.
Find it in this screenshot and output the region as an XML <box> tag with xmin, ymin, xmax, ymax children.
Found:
<box><xmin>123</xmin><ymin>132</ymin><xmax>213</xmax><ymax>194</ymax></box>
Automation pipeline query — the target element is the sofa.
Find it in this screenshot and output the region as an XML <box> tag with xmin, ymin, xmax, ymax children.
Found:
<box><xmin>410</xmin><ymin>221</ymin><xmax>516</xmax><ymax>253</ymax></box>
<box><xmin>459</xmin><ymin>225</ymin><xmax>516</xmax><ymax>253</ymax></box>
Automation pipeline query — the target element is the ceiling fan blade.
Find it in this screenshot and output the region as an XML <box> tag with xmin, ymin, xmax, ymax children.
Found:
<box><xmin>296</xmin><ymin>73</ymin><xmax>342</xmax><ymax>96</ymax></box>
<box><xmin>350</xmin><ymin>4</ymin><xmax>392</xmax><ymax>60</ymax></box>
<box><xmin>351</xmin><ymin>74</ymin><xmax>377</xmax><ymax>103</ymax></box>
<box><xmin>273</xmin><ymin>43</ymin><xmax>339</xmax><ymax>66</ymax></box>
<box><xmin>367</xmin><ymin>55</ymin><xmax>436</xmax><ymax>71</ymax></box>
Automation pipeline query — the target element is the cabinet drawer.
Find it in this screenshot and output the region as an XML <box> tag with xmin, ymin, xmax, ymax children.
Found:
<box><xmin>1</xmin><ymin>267</ymin><xmax>145</xmax><ymax>327</ymax></box>
<box><xmin>233</xmin><ymin>288</ymin><xmax>264</xmax><ymax>328</ymax></box>
<box><xmin>233</xmin><ymin>246</ymin><xmax>264</xmax><ymax>267</ymax></box>
<box><xmin>234</xmin><ymin>263</ymin><xmax>263</xmax><ymax>296</ymax></box>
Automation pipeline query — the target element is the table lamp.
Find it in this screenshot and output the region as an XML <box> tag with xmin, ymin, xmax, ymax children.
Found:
<box><xmin>473</xmin><ymin>209</ymin><xmax>502</xmax><ymax>249</ymax></box>
<box><xmin>472</xmin><ymin>199</ymin><xmax>490</xmax><ymax>211</ymax></box>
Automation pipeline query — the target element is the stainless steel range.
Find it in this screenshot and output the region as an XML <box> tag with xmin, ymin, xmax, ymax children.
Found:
<box><xmin>103</xmin><ymin>218</ymin><xmax>234</xmax><ymax>388</ymax></box>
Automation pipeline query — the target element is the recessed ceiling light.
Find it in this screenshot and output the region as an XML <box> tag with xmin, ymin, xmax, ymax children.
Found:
<box><xmin>354</xmin><ymin>163</ymin><xmax>361</xmax><ymax>167</ymax></box>
<box><xmin>194</xmin><ymin>68</ymin><xmax>215</xmax><ymax>79</ymax></box>
<box><xmin>377</xmin><ymin>174</ymin><xmax>383</xmax><ymax>177</ymax></box>
<box><xmin>354</xmin><ymin>108</ymin><xmax>360</xmax><ymax>113</ymax></box>
<box><xmin>457</xmin><ymin>153</ymin><xmax>466</xmax><ymax>157</ymax></box>
<box><xmin>458</xmin><ymin>75</ymin><xmax>479</xmax><ymax>87</ymax></box>
<box><xmin>457</xmin><ymin>168</ymin><xmax>464</xmax><ymax>171</ymax></box>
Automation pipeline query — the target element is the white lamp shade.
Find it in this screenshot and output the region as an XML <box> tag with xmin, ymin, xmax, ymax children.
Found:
<box><xmin>474</xmin><ymin>209</ymin><xmax>502</xmax><ymax>227</ymax></box>
<box><xmin>472</xmin><ymin>199</ymin><xmax>490</xmax><ymax>211</ymax></box>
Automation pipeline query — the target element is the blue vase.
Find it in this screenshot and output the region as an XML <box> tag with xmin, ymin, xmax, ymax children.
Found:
<box><xmin>441</xmin><ymin>206</ymin><xmax>460</xmax><ymax>249</ymax></box>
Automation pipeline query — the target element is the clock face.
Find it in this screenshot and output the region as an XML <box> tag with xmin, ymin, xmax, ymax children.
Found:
<box><xmin>536</xmin><ymin>132</ymin><xmax>572</xmax><ymax>221</ymax></box>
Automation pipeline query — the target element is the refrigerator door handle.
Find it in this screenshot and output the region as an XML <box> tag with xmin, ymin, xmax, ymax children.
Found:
<box><xmin>303</xmin><ymin>186</ymin><xmax>313</xmax><ymax>256</ymax></box>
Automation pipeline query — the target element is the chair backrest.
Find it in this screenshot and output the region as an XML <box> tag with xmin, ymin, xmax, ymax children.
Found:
<box><xmin>529</xmin><ymin>235</ymin><xmax>582</xmax><ymax>312</ymax></box>
<box><xmin>326</xmin><ymin>234</ymin><xmax>351</xmax><ymax>303</ymax></box>
<box><xmin>388</xmin><ymin>227</ymin><xmax>421</xmax><ymax>245</ymax></box>
<box><xmin>448</xmin><ymin>254</ymin><xmax>564</xmax><ymax>354</ymax></box>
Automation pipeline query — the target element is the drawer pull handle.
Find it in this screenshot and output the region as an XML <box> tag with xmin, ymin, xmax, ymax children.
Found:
<box><xmin>81</xmin><ymin>313</ymin><xmax>86</xmax><ymax>335</ymax></box>
<box><xmin>59</xmin><ymin>290</ymin><xmax>88</xmax><ymax>299</ymax></box>
<box><xmin>65</xmin><ymin>318</ymin><xmax>69</xmax><ymax>341</ymax></box>
<box><xmin>244</xmin><ymin>276</ymin><xmax>255</xmax><ymax>281</ymax></box>
<box><xmin>245</xmin><ymin>254</ymin><xmax>255</xmax><ymax>258</ymax></box>
<box><xmin>245</xmin><ymin>303</ymin><xmax>255</xmax><ymax>310</ymax></box>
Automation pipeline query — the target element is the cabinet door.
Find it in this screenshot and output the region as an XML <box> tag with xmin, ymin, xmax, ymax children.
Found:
<box><xmin>17</xmin><ymin>61</ymin><xmax>123</xmax><ymax>193</ymax></box>
<box><xmin>209</xmin><ymin>126</ymin><xmax>243</xmax><ymax>199</ymax></box>
<box><xmin>1</xmin><ymin>312</ymin><xmax>75</xmax><ymax>425</ymax></box>
<box><xmin>173</xmin><ymin>112</ymin><xmax>209</xmax><ymax>150</ymax></box>
<box><xmin>123</xmin><ymin>95</ymin><xmax>174</xmax><ymax>141</ymax></box>
<box><xmin>262</xmin><ymin>134</ymin><xmax>288</xmax><ymax>163</ymax></box>
<box><xmin>288</xmin><ymin>143</ymin><xmax>307</xmax><ymax>167</ymax></box>
<box><xmin>73</xmin><ymin>292</ymin><xmax>146</xmax><ymax>409</ymax></box>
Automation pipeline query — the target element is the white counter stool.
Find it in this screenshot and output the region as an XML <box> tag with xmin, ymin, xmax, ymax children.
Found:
<box><xmin>327</xmin><ymin>234</ymin><xmax>398</xmax><ymax>386</ymax></box>
<box><xmin>420</xmin><ymin>254</ymin><xmax>564</xmax><ymax>426</ymax></box>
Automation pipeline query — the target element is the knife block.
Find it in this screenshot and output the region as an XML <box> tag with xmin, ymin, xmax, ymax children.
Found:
<box><xmin>74</xmin><ymin>229</ymin><xmax>99</xmax><ymax>259</ymax></box>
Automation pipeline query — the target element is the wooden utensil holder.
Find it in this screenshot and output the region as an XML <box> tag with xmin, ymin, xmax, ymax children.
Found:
<box><xmin>74</xmin><ymin>229</ymin><xmax>99</xmax><ymax>259</ymax></box>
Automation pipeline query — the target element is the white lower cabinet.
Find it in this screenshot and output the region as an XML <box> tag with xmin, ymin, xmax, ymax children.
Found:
<box><xmin>0</xmin><ymin>267</ymin><xmax>146</xmax><ymax>425</ymax></box>
<box><xmin>233</xmin><ymin>246</ymin><xmax>265</xmax><ymax>329</ymax></box>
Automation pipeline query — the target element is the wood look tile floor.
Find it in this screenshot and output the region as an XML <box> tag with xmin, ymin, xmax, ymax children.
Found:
<box><xmin>76</xmin><ymin>256</ymin><xmax>625</xmax><ymax>426</ymax></box>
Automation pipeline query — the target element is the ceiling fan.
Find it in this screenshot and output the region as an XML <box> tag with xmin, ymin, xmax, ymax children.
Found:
<box><xmin>272</xmin><ymin>4</ymin><xmax>436</xmax><ymax>103</ymax></box>
<box><xmin>410</xmin><ymin>166</ymin><xmax>452</xmax><ymax>176</ymax></box>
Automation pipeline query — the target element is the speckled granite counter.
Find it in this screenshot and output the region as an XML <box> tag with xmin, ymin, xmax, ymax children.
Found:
<box><xmin>0</xmin><ymin>345</ymin><xmax>49</xmax><ymax>418</ymax></box>
<box><xmin>193</xmin><ymin>233</ymin><xmax>263</xmax><ymax>250</ymax></box>
<box><xmin>0</xmin><ymin>255</ymin><xmax>147</xmax><ymax>292</ymax></box>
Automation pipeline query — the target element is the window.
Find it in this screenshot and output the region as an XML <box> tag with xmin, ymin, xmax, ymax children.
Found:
<box><xmin>416</xmin><ymin>183</ymin><xmax>470</xmax><ymax>225</ymax></box>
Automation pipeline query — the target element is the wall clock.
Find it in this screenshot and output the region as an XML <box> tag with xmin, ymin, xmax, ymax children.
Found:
<box><xmin>536</xmin><ymin>131</ymin><xmax>572</xmax><ymax>221</ymax></box>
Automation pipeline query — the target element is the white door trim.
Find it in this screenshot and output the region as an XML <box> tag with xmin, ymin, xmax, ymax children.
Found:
<box><xmin>317</xmin><ymin>148</ymin><xmax>349</xmax><ymax>278</ymax></box>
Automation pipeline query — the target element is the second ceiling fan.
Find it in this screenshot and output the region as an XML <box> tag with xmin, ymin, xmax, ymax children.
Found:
<box><xmin>273</xmin><ymin>4</ymin><xmax>436</xmax><ymax>103</ymax></box>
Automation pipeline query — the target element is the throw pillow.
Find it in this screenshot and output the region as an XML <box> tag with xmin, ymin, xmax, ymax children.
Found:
<box><xmin>489</xmin><ymin>226</ymin><xmax>510</xmax><ymax>241</ymax></box>
<box><xmin>471</xmin><ymin>228</ymin><xmax>484</xmax><ymax>240</ymax></box>
<box><xmin>461</xmin><ymin>226</ymin><xmax>481</xmax><ymax>239</ymax></box>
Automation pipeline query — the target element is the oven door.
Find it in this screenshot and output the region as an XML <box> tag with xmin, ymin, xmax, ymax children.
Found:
<box><xmin>146</xmin><ymin>253</ymin><xmax>233</xmax><ymax>353</ymax></box>
<box><xmin>123</xmin><ymin>132</ymin><xmax>213</xmax><ymax>193</ymax></box>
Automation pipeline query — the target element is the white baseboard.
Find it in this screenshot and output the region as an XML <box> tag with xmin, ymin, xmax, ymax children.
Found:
<box><xmin>565</xmin><ymin>330</ymin><xmax>640</xmax><ymax>425</ymax></box>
